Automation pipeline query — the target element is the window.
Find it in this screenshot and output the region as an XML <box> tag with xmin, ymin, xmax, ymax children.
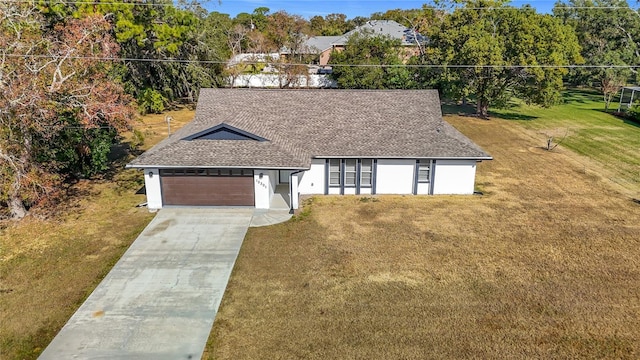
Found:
<box><xmin>361</xmin><ymin>159</ymin><xmax>372</xmax><ymax>187</ymax></box>
<box><xmin>329</xmin><ymin>159</ymin><xmax>341</xmax><ymax>186</ymax></box>
<box><xmin>327</xmin><ymin>158</ymin><xmax>376</xmax><ymax>190</ymax></box>
<box><xmin>345</xmin><ymin>159</ymin><xmax>357</xmax><ymax>186</ymax></box>
<box><xmin>418</xmin><ymin>160</ymin><xmax>431</xmax><ymax>183</ymax></box>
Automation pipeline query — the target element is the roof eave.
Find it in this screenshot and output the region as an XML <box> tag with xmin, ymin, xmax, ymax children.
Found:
<box><xmin>126</xmin><ymin>164</ymin><xmax>309</xmax><ymax>170</ymax></box>
<box><xmin>313</xmin><ymin>155</ymin><xmax>492</xmax><ymax>160</ymax></box>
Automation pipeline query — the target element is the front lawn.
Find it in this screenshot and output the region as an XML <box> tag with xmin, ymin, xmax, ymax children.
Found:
<box><xmin>206</xmin><ymin>101</ymin><xmax>640</xmax><ymax>358</ymax></box>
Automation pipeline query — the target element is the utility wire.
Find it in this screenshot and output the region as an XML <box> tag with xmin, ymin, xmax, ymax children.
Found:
<box><xmin>2</xmin><ymin>53</ymin><xmax>640</xmax><ymax>68</ymax></box>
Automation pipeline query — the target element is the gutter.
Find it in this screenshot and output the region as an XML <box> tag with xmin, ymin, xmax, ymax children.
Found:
<box><xmin>125</xmin><ymin>164</ymin><xmax>309</xmax><ymax>171</ymax></box>
<box><xmin>314</xmin><ymin>156</ymin><xmax>494</xmax><ymax>161</ymax></box>
<box><xmin>288</xmin><ymin>169</ymin><xmax>306</xmax><ymax>214</ymax></box>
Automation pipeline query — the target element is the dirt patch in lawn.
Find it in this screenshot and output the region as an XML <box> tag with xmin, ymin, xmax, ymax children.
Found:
<box><xmin>206</xmin><ymin>116</ymin><xmax>640</xmax><ymax>359</ymax></box>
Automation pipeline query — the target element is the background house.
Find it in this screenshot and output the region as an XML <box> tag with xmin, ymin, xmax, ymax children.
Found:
<box><xmin>299</xmin><ymin>20</ymin><xmax>428</xmax><ymax>67</ymax></box>
<box><xmin>226</xmin><ymin>20</ymin><xmax>427</xmax><ymax>88</ymax></box>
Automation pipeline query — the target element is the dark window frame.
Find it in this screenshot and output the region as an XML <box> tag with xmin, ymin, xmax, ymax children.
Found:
<box><xmin>159</xmin><ymin>168</ymin><xmax>253</xmax><ymax>177</ymax></box>
<box><xmin>360</xmin><ymin>159</ymin><xmax>373</xmax><ymax>188</ymax></box>
<box><xmin>328</xmin><ymin>159</ymin><xmax>341</xmax><ymax>187</ymax></box>
<box><xmin>417</xmin><ymin>160</ymin><xmax>431</xmax><ymax>183</ymax></box>
<box><xmin>344</xmin><ymin>159</ymin><xmax>357</xmax><ymax>188</ymax></box>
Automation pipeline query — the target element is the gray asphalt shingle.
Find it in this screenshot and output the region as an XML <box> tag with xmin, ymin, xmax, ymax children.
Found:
<box><xmin>128</xmin><ymin>89</ymin><xmax>491</xmax><ymax>169</ymax></box>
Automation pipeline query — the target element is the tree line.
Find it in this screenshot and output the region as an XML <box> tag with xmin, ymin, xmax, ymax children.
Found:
<box><xmin>1</xmin><ymin>0</ymin><xmax>639</xmax><ymax>219</ymax></box>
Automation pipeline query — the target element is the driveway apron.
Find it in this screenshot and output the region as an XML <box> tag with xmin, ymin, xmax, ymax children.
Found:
<box><xmin>39</xmin><ymin>207</ymin><xmax>254</xmax><ymax>360</ymax></box>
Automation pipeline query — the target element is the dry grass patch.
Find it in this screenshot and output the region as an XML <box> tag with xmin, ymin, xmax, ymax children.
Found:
<box><xmin>0</xmin><ymin>180</ymin><xmax>154</xmax><ymax>359</ymax></box>
<box><xmin>0</xmin><ymin>109</ymin><xmax>194</xmax><ymax>359</ymax></box>
<box><xmin>207</xmin><ymin>116</ymin><xmax>640</xmax><ymax>359</ymax></box>
<box><xmin>133</xmin><ymin>108</ymin><xmax>195</xmax><ymax>150</ymax></box>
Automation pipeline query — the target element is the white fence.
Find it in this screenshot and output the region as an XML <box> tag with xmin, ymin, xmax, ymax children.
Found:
<box><xmin>228</xmin><ymin>74</ymin><xmax>337</xmax><ymax>88</ymax></box>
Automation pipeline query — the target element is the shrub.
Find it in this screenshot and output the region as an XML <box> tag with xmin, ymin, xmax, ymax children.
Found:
<box><xmin>130</xmin><ymin>128</ymin><xmax>145</xmax><ymax>151</ymax></box>
<box><xmin>137</xmin><ymin>88</ymin><xmax>166</xmax><ymax>114</ymax></box>
<box><xmin>628</xmin><ymin>100</ymin><xmax>640</xmax><ymax>122</ymax></box>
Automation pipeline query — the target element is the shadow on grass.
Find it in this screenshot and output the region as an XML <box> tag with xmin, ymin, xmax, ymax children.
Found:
<box><xmin>595</xmin><ymin>110</ymin><xmax>640</xmax><ymax>129</ymax></box>
<box><xmin>102</xmin><ymin>141</ymin><xmax>145</xmax><ymax>182</ymax></box>
<box><xmin>489</xmin><ymin>111</ymin><xmax>538</xmax><ymax>121</ymax></box>
<box><xmin>442</xmin><ymin>100</ymin><xmax>537</xmax><ymax>120</ymax></box>
<box><xmin>562</xmin><ymin>88</ymin><xmax>601</xmax><ymax>104</ymax></box>
<box><xmin>623</xmin><ymin>118</ymin><xmax>640</xmax><ymax>128</ymax></box>
<box><xmin>441</xmin><ymin>102</ymin><xmax>476</xmax><ymax>116</ymax></box>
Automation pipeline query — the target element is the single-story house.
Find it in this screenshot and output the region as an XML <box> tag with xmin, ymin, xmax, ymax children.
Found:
<box><xmin>295</xmin><ymin>20</ymin><xmax>428</xmax><ymax>66</ymax></box>
<box><xmin>127</xmin><ymin>89</ymin><xmax>492</xmax><ymax>211</ymax></box>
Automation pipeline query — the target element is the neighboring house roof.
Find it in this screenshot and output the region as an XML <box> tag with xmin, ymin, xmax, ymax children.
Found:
<box><xmin>227</xmin><ymin>53</ymin><xmax>279</xmax><ymax>67</ymax></box>
<box><xmin>299</xmin><ymin>20</ymin><xmax>427</xmax><ymax>55</ymax></box>
<box><xmin>303</xmin><ymin>36</ymin><xmax>342</xmax><ymax>53</ymax></box>
<box><xmin>128</xmin><ymin>89</ymin><xmax>492</xmax><ymax>170</ymax></box>
<box><xmin>334</xmin><ymin>20</ymin><xmax>427</xmax><ymax>46</ymax></box>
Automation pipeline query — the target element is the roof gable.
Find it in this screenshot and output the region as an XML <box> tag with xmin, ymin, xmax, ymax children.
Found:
<box><xmin>183</xmin><ymin>123</ymin><xmax>268</xmax><ymax>142</ymax></box>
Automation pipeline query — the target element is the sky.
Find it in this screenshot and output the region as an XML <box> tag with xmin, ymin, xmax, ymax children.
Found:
<box><xmin>205</xmin><ymin>0</ymin><xmax>560</xmax><ymax>19</ymax></box>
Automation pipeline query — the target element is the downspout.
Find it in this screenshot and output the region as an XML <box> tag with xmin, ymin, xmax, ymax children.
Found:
<box><xmin>289</xmin><ymin>169</ymin><xmax>305</xmax><ymax>214</ymax></box>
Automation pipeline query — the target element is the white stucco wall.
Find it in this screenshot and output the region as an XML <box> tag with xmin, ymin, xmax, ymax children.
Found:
<box><xmin>144</xmin><ymin>168</ymin><xmax>163</xmax><ymax>210</ymax></box>
<box><xmin>360</xmin><ymin>188</ymin><xmax>372</xmax><ymax>195</ymax></box>
<box><xmin>416</xmin><ymin>182</ymin><xmax>430</xmax><ymax>195</ymax></box>
<box><xmin>298</xmin><ymin>159</ymin><xmax>326</xmax><ymax>195</ymax></box>
<box><xmin>254</xmin><ymin>169</ymin><xmax>275</xmax><ymax>209</ymax></box>
<box><xmin>432</xmin><ymin>160</ymin><xmax>477</xmax><ymax>195</ymax></box>
<box><xmin>375</xmin><ymin>159</ymin><xmax>415</xmax><ymax>194</ymax></box>
<box><xmin>229</xmin><ymin>74</ymin><xmax>337</xmax><ymax>88</ymax></box>
<box><xmin>268</xmin><ymin>169</ymin><xmax>277</xmax><ymax>194</ymax></box>
<box><xmin>344</xmin><ymin>187</ymin><xmax>356</xmax><ymax>195</ymax></box>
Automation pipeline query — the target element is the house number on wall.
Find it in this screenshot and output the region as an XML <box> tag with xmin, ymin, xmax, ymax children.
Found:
<box><xmin>256</xmin><ymin>179</ymin><xmax>268</xmax><ymax>189</ymax></box>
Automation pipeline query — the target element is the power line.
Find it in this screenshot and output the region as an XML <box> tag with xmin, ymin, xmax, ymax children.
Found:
<box><xmin>2</xmin><ymin>53</ymin><xmax>225</xmax><ymax>64</ymax></box>
<box><xmin>2</xmin><ymin>52</ymin><xmax>640</xmax><ymax>68</ymax></box>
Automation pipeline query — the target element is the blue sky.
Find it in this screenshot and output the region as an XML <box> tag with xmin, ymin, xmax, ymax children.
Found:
<box><xmin>206</xmin><ymin>0</ymin><xmax>559</xmax><ymax>18</ymax></box>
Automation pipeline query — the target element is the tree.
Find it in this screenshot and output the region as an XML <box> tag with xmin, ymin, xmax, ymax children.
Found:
<box><xmin>0</xmin><ymin>4</ymin><xmax>134</xmax><ymax>219</ymax></box>
<box><xmin>42</xmin><ymin>0</ymin><xmax>221</xmax><ymax>107</ymax></box>
<box><xmin>330</xmin><ymin>31</ymin><xmax>415</xmax><ymax>89</ymax></box>
<box><xmin>370</xmin><ymin>8</ymin><xmax>424</xmax><ymax>27</ymax></box>
<box><xmin>425</xmin><ymin>0</ymin><xmax>582</xmax><ymax>117</ymax></box>
<box><xmin>265</xmin><ymin>11</ymin><xmax>310</xmax><ymax>53</ymax></box>
<box><xmin>310</xmin><ymin>13</ymin><xmax>352</xmax><ymax>36</ymax></box>
<box><xmin>554</xmin><ymin>0</ymin><xmax>640</xmax><ymax>109</ymax></box>
<box><xmin>251</xmin><ymin>7</ymin><xmax>270</xmax><ymax>31</ymax></box>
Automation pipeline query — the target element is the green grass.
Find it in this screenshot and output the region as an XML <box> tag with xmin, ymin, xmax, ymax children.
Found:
<box><xmin>489</xmin><ymin>89</ymin><xmax>640</xmax><ymax>194</ymax></box>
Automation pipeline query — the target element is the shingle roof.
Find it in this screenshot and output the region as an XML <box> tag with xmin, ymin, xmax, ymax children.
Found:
<box><xmin>334</xmin><ymin>20</ymin><xmax>426</xmax><ymax>46</ymax></box>
<box><xmin>303</xmin><ymin>36</ymin><xmax>342</xmax><ymax>53</ymax></box>
<box><xmin>300</xmin><ymin>20</ymin><xmax>427</xmax><ymax>55</ymax></box>
<box><xmin>128</xmin><ymin>89</ymin><xmax>492</xmax><ymax>169</ymax></box>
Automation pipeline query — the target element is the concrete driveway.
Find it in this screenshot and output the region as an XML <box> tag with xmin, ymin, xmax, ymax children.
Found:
<box><xmin>39</xmin><ymin>207</ymin><xmax>254</xmax><ymax>360</ymax></box>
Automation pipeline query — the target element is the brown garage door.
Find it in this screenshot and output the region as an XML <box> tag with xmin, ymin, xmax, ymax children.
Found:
<box><xmin>160</xmin><ymin>169</ymin><xmax>254</xmax><ymax>206</ymax></box>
